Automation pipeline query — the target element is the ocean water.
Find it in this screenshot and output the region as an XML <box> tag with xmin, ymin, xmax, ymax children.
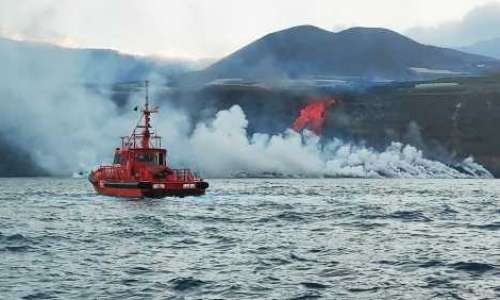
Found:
<box><xmin>0</xmin><ymin>178</ymin><xmax>499</xmax><ymax>299</ymax></box>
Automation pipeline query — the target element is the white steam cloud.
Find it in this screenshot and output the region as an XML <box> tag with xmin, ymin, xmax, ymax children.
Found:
<box><xmin>0</xmin><ymin>37</ymin><xmax>492</xmax><ymax>179</ymax></box>
<box><xmin>406</xmin><ymin>2</ymin><xmax>500</xmax><ymax>47</ymax></box>
<box><xmin>0</xmin><ymin>37</ymin><xmax>161</xmax><ymax>175</ymax></box>
<box><xmin>158</xmin><ymin>105</ymin><xmax>491</xmax><ymax>179</ymax></box>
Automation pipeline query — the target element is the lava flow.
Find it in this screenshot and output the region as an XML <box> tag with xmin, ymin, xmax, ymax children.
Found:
<box><xmin>292</xmin><ymin>97</ymin><xmax>337</xmax><ymax>135</ymax></box>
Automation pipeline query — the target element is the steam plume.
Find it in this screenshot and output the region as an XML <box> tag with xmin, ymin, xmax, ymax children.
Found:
<box><xmin>161</xmin><ymin>105</ymin><xmax>491</xmax><ymax>178</ymax></box>
<box><xmin>0</xmin><ymin>38</ymin><xmax>492</xmax><ymax>179</ymax></box>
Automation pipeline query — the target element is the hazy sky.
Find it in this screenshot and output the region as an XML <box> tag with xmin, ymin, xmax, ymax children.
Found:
<box><xmin>1</xmin><ymin>0</ymin><xmax>499</xmax><ymax>58</ymax></box>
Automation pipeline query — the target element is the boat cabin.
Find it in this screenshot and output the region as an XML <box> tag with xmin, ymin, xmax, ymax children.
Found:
<box><xmin>113</xmin><ymin>148</ymin><xmax>167</xmax><ymax>167</ymax></box>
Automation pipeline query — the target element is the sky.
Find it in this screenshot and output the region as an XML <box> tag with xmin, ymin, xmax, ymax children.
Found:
<box><xmin>1</xmin><ymin>0</ymin><xmax>500</xmax><ymax>59</ymax></box>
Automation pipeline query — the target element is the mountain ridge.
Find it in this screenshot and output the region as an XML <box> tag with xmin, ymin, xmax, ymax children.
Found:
<box><xmin>0</xmin><ymin>36</ymin><xmax>196</xmax><ymax>84</ymax></box>
<box><xmin>459</xmin><ymin>37</ymin><xmax>500</xmax><ymax>59</ymax></box>
<box><xmin>187</xmin><ymin>25</ymin><xmax>500</xmax><ymax>84</ymax></box>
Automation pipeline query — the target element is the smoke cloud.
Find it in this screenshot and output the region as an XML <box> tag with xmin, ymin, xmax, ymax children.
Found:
<box><xmin>406</xmin><ymin>2</ymin><xmax>500</xmax><ymax>47</ymax></box>
<box><xmin>0</xmin><ymin>37</ymin><xmax>191</xmax><ymax>176</ymax></box>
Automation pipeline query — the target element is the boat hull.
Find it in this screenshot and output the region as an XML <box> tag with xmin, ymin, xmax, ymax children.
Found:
<box><xmin>90</xmin><ymin>180</ymin><xmax>208</xmax><ymax>198</ymax></box>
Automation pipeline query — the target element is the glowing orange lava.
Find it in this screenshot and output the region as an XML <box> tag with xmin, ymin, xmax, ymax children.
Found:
<box><xmin>292</xmin><ymin>97</ymin><xmax>337</xmax><ymax>135</ymax></box>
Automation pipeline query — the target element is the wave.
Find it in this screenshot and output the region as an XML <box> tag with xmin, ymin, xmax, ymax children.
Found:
<box><xmin>169</xmin><ymin>277</ymin><xmax>210</xmax><ymax>291</ymax></box>
<box><xmin>450</xmin><ymin>262</ymin><xmax>497</xmax><ymax>273</ymax></box>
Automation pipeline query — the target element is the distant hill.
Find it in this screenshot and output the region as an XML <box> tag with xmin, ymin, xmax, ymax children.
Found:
<box><xmin>459</xmin><ymin>37</ymin><xmax>500</xmax><ymax>59</ymax></box>
<box><xmin>0</xmin><ymin>37</ymin><xmax>193</xmax><ymax>84</ymax></box>
<box><xmin>0</xmin><ymin>37</ymin><xmax>198</xmax><ymax>177</ymax></box>
<box><xmin>184</xmin><ymin>25</ymin><xmax>500</xmax><ymax>84</ymax></box>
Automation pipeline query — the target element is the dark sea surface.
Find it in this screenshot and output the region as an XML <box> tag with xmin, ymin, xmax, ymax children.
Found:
<box><xmin>0</xmin><ymin>178</ymin><xmax>499</xmax><ymax>299</ymax></box>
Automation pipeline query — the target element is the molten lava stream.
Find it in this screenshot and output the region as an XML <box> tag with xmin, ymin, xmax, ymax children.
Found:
<box><xmin>292</xmin><ymin>98</ymin><xmax>337</xmax><ymax>135</ymax></box>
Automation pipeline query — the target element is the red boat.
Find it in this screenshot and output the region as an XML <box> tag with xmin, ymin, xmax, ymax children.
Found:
<box><xmin>89</xmin><ymin>81</ymin><xmax>209</xmax><ymax>198</ymax></box>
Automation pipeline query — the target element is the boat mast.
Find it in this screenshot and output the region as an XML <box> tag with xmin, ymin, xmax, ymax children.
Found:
<box><xmin>142</xmin><ymin>80</ymin><xmax>151</xmax><ymax>149</ymax></box>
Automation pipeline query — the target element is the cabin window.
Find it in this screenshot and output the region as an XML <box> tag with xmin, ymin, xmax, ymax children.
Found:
<box><xmin>113</xmin><ymin>153</ymin><xmax>121</xmax><ymax>165</ymax></box>
<box><xmin>136</xmin><ymin>152</ymin><xmax>162</xmax><ymax>165</ymax></box>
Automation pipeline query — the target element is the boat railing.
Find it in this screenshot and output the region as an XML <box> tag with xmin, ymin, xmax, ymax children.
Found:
<box><xmin>100</xmin><ymin>165</ymin><xmax>122</xmax><ymax>180</ymax></box>
<box><xmin>121</xmin><ymin>135</ymin><xmax>162</xmax><ymax>149</ymax></box>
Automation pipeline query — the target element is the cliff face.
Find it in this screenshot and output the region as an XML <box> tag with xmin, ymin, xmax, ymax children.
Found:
<box><xmin>334</xmin><ymin>76</ymin><xmax>500</xmax><ymax>174</ymax></box>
